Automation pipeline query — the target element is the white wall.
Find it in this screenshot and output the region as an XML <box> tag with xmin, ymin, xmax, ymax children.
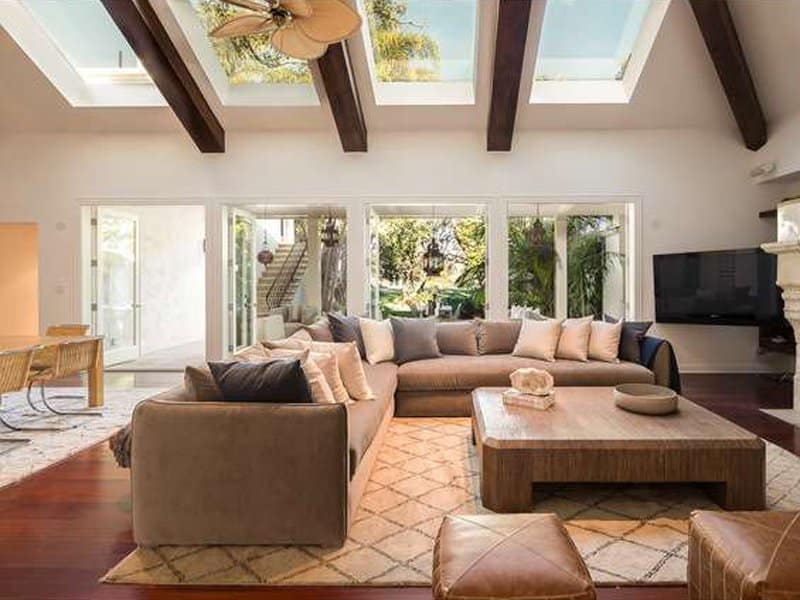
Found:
<box><xmin>0</xmin><ymin>128</ymin><xmax>790</xmax><ymax>372</ymax></box>
<box><xmin>115</xmin><ymin>205</ymin><xmax>205</xmax><ymax>355</ymax></box>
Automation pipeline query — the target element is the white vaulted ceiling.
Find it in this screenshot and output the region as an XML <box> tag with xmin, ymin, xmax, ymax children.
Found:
<box><xmin>0</xmin><ymin>0</ymin><xmax>797</xmax><ymax>141</ymax></box>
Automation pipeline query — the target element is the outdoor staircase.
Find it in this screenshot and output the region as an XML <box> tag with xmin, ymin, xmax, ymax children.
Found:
<box><xmin>257</xmin><ymin>242</ymin><xmax>308</xmax><ymax>317</ymax></box>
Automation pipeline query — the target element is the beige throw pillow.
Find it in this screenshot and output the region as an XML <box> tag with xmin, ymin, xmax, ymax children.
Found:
<box><xmin>358</xmin><ymin>317</ymin><xmax>395</xmax><ymax>364</ymax></box>
<box><xmin>588</xmin><ymin>320</ymin><xmax>623</xmax><ymax>363</ymax></box>
<box><xmin>556</xmin><ymin>316</ymin><xmax>593</xmax><ymax>362</ymax></box>
<box><xmin>292</xmin><ymin>349</ymin><xmax>335</xmax><ymax>404</ymax></box>
<box><xmin>265</xmin><ymin>338</ymin><xmax>374</xmax><ymax>401</ymax></box>
<box><xmin>264</xmin><ymin>347</ymin><xmax>349</xmax><ymax>404</ymax></box>
<box><xmin>512</xmin><ymin>318</ymin><xmax>564</xmax><ymax>362</ymax></box>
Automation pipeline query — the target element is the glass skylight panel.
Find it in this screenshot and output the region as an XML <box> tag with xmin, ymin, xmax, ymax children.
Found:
<box><xmin>535</xmin><ymin>0</ymin><xmax>651</xmax><ymax>83</ymax></box>
<box><xmin>20</xmin><ymin>0</ymin><xmax>150</xmax><ymax>84</ymax></box>
<box><xmin>188</xmin><ymin>0</ymin><xmax>312</xmax><ymax>86</ymax></box>
<box><xmin>362</xmin><ymin>0</ymin><xmax>478</xmax><ymax>105</ymax></box>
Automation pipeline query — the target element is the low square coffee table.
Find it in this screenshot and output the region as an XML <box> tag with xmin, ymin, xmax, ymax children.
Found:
<box><xmin>472</xmin><ymin>387</ymin><xmax>765</xmax><ymax>512</ymax></box>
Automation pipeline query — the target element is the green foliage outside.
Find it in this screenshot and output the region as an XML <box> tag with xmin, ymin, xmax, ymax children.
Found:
<box><xmin>508</xmin><ymin>217</ymin><xmax>556</xmax><ymax>316</ymax></box>
<box><xmin>195</xmin><ymin>0</ymin><xmax>311</xmax><ymax>84</ymax></box>
<box><xmin>365</xmin><ymin>0</ymin><xmax>441</xmax><ymax>82</ymax></box>
<box><xmin>376</xmin><ymin>217</ymin><xmax>485</xmax><ymax>318</ymax></box>
<box><xmin>507</xmin><ymin>215</ymin><xmax>621</xmax><ymax>319</ymax></box>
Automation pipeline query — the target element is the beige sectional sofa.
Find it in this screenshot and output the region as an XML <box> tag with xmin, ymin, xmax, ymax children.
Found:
<box><xmin>130</xmin><ymin>319</ymin><xmax>676</xmax><ymax>548</ymax></box>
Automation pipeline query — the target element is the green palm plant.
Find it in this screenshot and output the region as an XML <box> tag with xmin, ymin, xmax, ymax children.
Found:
<box><xmin>567</xmin><ymin>216</ymin><xmax>622</xmax><ymax>318</ymax></box>
<box><xmin>508</xmin><ymin>218</ymin><xmax>557</xmax><ymax>316</ymax></box>
<box><xmin>365</xmin><ymin>0</ymin><xmax>441</xmax><ymax>82</ymax></box>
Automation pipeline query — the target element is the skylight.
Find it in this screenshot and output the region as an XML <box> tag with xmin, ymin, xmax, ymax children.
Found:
<box><xmin>0</xmin><ymin>0</ymin><xmax>164</xmax><ymax>106</ymax></box>
<box><xmin>361</xmin><ymin>0</ymin><xmax>478</xmax><ymax>105</ymax></box>
<box><xmin>21</xmin><ymin>0</ymin><xmax>150</xmax><ymax>84</ymax></box>
<box><xmin>531</xmin><ymin>0</ymin><xmax>668</xmax><ymax>104</ymax></box>
<box><xmin>164</xmin><ymin>0</ymin><xmax>319</xmax><ymax>106</ymax></box>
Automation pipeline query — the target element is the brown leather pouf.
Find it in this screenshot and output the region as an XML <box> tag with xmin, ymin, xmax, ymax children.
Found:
<box><xmin>689</xmin><ymin>510</ymin><xmax>800</xmax><ymax>600</ymax></box>
<box><xmin>433</xmin><ymin>514</ymin><xmax>596</xmax><ymax>600</ymax></box>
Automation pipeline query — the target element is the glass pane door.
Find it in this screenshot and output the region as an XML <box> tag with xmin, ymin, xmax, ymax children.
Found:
<box><xmin>231</xmin><ymin>211</ymin><xmax>257</xmax><ymax>351</ymax></box>
<box><xmin>97</xmin><ymin>209</ymin><xmax>140</xmax><ymax>364</ymax></box>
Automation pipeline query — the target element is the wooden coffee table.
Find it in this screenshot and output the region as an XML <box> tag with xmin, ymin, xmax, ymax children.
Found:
<box><xmin>472</xmin><ymin>387</ymin><xmax>765</xmax><ymax>512</ymax></box>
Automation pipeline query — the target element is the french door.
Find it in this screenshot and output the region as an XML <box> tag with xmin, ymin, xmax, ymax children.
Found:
<box><xmin>91</xmin><ymin>208</ymin><xmax>141</xmax><ymax>365</ymax></box>
<box><xmin>228</xmin><ymin>209</ymin><xmax>257</xmax><ymax>352</ymax></box>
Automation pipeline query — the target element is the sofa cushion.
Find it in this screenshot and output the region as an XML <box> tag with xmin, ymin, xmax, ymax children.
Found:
<box><xmin>208</xmin><ymin>359</ymin><xmax>312</xmax><ymax>403</ymax></box>
<box><xmin>437</xmin><ymin>321</ymin><xmax>479</xmax><ymax>356</ymax></box>
<box><xmin>476</xmin><ymin>319</ymin><xmax>521</xmax><ymax>354</ymax></box>
<box><xmin>303</xmin><ymin>318</ymin><xmax>335</xmax><ymax>343</ymax></box>
<box><xmin>392</xmin><ymin>317</ymin><xmax>441</xmax><ymax>365</ymax></box>
<box><xmin>328</xmin><ymin>313</ymin><xmax>366</xmax><ymax>357</ymax></box>
<box><xmin>347</xmin><ymin>361</ymin><xmax>397</xmax><ymax>477</ymax></box>
<box><xmin>397</xmin><ymin>354</ymin><xmax>653</xmax><ymax>392</ymax></box>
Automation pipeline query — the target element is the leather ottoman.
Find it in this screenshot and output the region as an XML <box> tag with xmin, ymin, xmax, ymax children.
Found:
<box><xmin>689</xmin><ymin>510</ymin><xmax>800</xmax><ymax>600</ymax></box>
<box><xmin>433</xmin><ymin>514</ymin><xmax>595</xmax><ymax>600</ymax></box>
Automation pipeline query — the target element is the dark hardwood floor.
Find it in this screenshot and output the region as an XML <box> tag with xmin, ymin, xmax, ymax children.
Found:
<box><xmin>0</xmin><ymin>374</ymin><xmax>795</xmax><ymax>600</ymax></box>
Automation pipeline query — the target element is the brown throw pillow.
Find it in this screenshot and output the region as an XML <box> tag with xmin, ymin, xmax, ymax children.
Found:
<box><xmin>436</xmin><ymin>321</ymin><xmax>479</xmax><ymax>355</ymax></box>
<box><xmin>391</xmin><ymin>317</ymin><xmax>441</xmax><ymax>364</ymax></box>
<box><xmin>303</xmin><ymin>319</ymin><xmax>335</xmax><ymax>342</ymax></box>
<box><xmin>476</xmin><ymin>319</ymin><xmax>522</xmax><ymax>354</ymax></box>
<box><xmin>328</xmin><ymin>313</ymin><xmax>367</xmax><ymax>358</ymax></box>
<box><xmin>184</xmin><ymin>366</ymin><xmax>223</xmax><ymax>402</ymax></box>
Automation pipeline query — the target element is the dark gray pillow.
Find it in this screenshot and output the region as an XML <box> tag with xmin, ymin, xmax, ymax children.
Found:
<box><xmin>605</xmin><ymin>315</ymin><xmax>652</xmax><ymax>364</ymax></box>
<box><xmin>391</xmin><ymin>317</ymin><xmax>441</xmax><ymax>365</ymax></box>
<box><xmin>208</xmin><ymin>358</ymin><xmax>312</xmax><ymax>403</ymax></box>
<box><xmin>328</xmin><ymin>313</ymin><xmax>366</xmax><ymax>358</ymax></box>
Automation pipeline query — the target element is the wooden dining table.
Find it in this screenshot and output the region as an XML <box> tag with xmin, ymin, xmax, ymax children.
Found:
<box><xmin>0</xmin><ymin>335</ymin><xmax>104</xmax><ymax>407</ymax></box>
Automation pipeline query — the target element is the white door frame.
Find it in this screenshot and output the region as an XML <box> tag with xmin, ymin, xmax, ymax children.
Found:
<box><xmin>93</xmin><ymin>206</ymin><xmax>142</xmax><ymax>365</ymax></box>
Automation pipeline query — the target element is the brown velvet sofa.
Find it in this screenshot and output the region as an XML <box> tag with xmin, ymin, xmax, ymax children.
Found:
<box><xmin>130</xmin><ymin>319</ymin><xmax>676</xmax><ymax>548</ymax></box>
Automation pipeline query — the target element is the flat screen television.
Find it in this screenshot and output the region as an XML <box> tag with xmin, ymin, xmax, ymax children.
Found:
<box><xmin>653</xmin><ymin>248</ymin><xmax>783</xmax><ymax>326</ymax></box>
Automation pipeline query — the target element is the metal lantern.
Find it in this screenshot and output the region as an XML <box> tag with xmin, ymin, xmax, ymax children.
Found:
<box><xmin>321</xmin><ymin>217</ymin><xmax>340</xmax><ymax>248</ymax></box>
<box><xmin>422</xmin><ymin>236</ymin><xmax>445</xmax><ymax>276</ymax></box>
<box><xmin>526</xmin><ymin>206</ymin><xmax>554</xmax><ymax>261</ymax></box>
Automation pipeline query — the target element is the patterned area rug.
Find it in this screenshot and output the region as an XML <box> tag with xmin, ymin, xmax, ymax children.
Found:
<box><xmin>0</xmin><ymin>387</ymin><xmax>163</xmax><ymax>489</ymax></box>
<box><xmin>103</xmin><ymin>417</ymin><xmax>800</xmax><ymax>587</ymax></box>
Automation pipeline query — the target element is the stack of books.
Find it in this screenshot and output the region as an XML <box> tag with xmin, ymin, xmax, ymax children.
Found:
<box><xmin>502</xmin><ymin>388</ymin><xmax>555</xmax><ymax>410</ymax></box>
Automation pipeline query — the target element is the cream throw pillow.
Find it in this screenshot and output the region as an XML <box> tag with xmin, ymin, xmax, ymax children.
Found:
<box><xmin>266</xmin><ymin>338</ymin><xmax>374</xmax><ymax>401</ymax></box>
<box><xmin>556</xmin><ymin>316</ymin><xmax>593</xmax><ymax>362</ymax></box>
<box><xmin>264</xmin><ymin>348</ymin><xmax>349</xmax><ymax>403</ymax></box>
<box><xmin>588</xmin><ymin>319</ymin><xmax>623</xmax><ymax>363</ymax></box>
<box><xmin>358</xmin><ymin>317</ymin><xmax>395</xmax><ymax>365</ymax></box>
<box><xmin>512</xmin><ymin>318</ymin><xmax>564</xmax><ymax>362</ymax></box>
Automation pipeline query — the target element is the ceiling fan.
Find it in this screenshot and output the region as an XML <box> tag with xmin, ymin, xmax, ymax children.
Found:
<box><xmin>209</xmin><ymin>0</ymin><xmax>362</xmax><ymax>61</ymax></box>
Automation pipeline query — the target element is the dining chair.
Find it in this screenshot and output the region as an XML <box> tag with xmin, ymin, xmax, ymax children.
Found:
<box><xmin>0</xmin><ymin>348</ymin><xmax>66</xmax><ymax>435</ymax></box>
<box><xmin>27</xmin><ymin>338</ymin><xmax>102</xmax><ymax>417</ymax></box>
<box><xmin>29</xmin><ymin>324</ymin><xmax>91</xmax><ymax>404</ymax></box>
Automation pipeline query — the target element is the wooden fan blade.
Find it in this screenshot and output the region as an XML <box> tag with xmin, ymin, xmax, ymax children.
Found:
<box><xmin>218</xmin><ymin>0</ymin><xmax>270</xmax><ymax>12</ymax></box>
<box><xmin>294</xmin><ymin>0</ymin><xmax>361</xmax><ymax>43</ymax></box>
<box><xmin>271</xmin><ymin>25</ymin><xmax>327</xmax><ymax>60</ymax></box>
<box><xmin>210</xmin><ymin>14</ymin><xmax>274</xmax><ymax>38</ymax></box>
<box><xmin>282</xmin><ymin>0</ymin><xmax>313</xmax><ymax>18</ymax></box>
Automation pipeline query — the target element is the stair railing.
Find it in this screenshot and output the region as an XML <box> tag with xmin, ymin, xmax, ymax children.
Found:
<box><xmin>264</xmin><ymin>240</ymin><xmax>307</xmax><ymax>311</ymax></box>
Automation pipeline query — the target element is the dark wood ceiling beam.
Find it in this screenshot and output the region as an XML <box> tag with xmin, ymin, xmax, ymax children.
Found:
<box><xmin>690</xmin><ymin>0</ymin><xmax>766</xmax><ymax>151</ymax></box>
<box><xmin>315</xmin><ymin>42</ymin><xmax>367</xmax><ymax>153</ymax></box>
<box><xmin>487</xmin><ymin>0</ymin><xmax>532</xmax><ymax>152</ymax></box>
<box><xmin>101</xmin><ymin>0</ymin><xmax>225</xmax><ymax>153</ymax></box>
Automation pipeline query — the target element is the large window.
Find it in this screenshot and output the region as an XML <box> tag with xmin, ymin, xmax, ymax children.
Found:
<box><xmin>508</xmin><ymin>203</ymin><xmax>632</xmax><ymax>320</ymax></box>
<box><xmin>369</xmin><ymin>205</ymin><xmax>486</xmax><ymax>319</ymax></box>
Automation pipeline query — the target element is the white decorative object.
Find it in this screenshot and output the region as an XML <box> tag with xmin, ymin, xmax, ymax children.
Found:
<box><xmin>505</xmin><ymin>368</ymin><xmax>555</xmax><ymax>410</ymax></box>
<box><xmin>502</xmin><ymin>388</ymin><xmax>554</xmax><ymax>410</ymax></box>
<box><xmin>613</xmin><ymin>383</ymin><xmax>678</xmax><ymax>415</ymax></box>
<box><xmin>778</xmin><ymin>197</ymin><xmax>800</xmax><ymax>243</ymax></box>
<box><xmin>510</xmin><ymin>367</ymin><xmax>554</xmax><ymax>396</ymax></box>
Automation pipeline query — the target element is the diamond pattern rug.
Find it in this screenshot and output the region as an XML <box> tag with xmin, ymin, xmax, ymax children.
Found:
<box><xmin>102</xmin><ymin>417</ymin><xmax>800</xmax><ymax>587</ymax></box>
